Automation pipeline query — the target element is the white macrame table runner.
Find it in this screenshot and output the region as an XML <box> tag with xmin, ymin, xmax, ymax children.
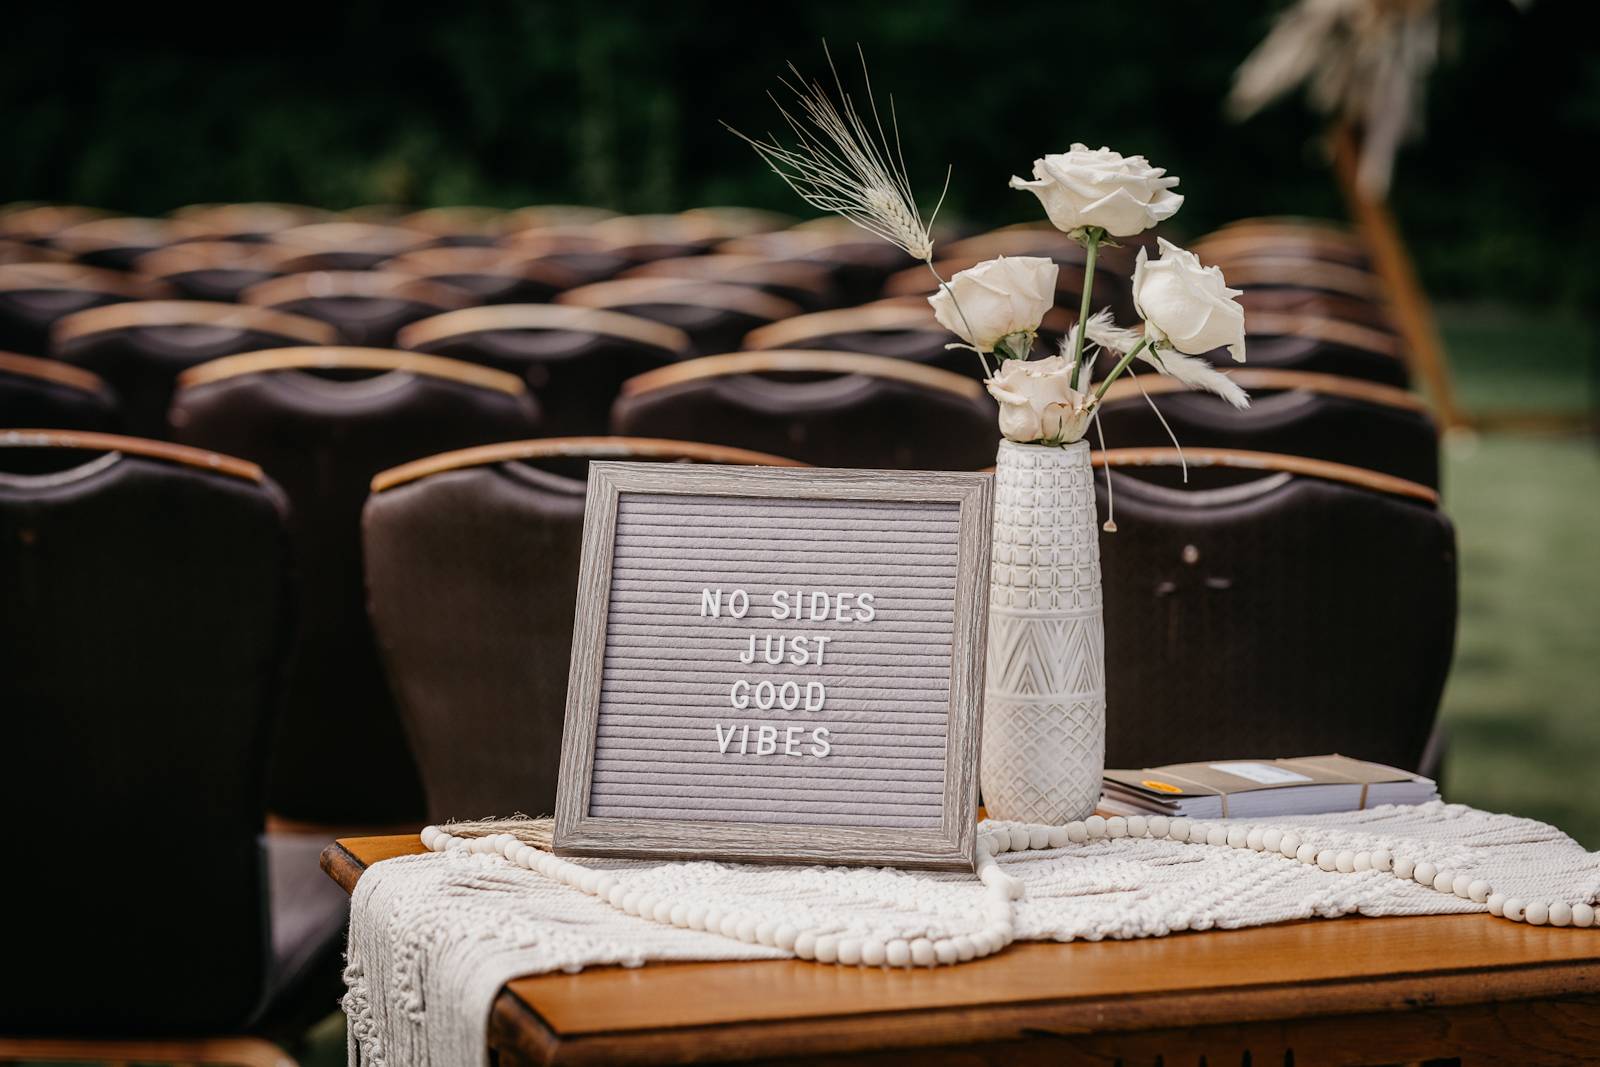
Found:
<box><xmin>343</xmin><ymin>801</ymin><xmax>1600</xmax><ymax>1067</ymax></box>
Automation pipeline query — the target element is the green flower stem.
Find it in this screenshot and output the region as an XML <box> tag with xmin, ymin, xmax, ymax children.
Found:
<box><xmin>1093</xmin><ymin>337</ymin><xmax>1152</xmax><ymax>403</ymax></box>
<box><xmin>1070</xmin><ymin>227</ymin><xmax>1103</xmax><ymax>377</ymax></box>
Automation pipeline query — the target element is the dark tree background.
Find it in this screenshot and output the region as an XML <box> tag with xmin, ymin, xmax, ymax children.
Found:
<box><xmin>4</xmin><ymin>0</ymin><xmax>1595</xmax><ymax>307</ymax></box>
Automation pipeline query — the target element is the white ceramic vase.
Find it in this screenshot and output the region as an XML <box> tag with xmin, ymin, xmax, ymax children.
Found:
<box><xmin>981</xmin><ymin>438</ymin><xmax>1106</xmax><ymax>824</ymax></box>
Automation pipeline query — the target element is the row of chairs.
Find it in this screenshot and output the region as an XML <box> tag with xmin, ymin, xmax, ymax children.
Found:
<box><xmin>3</xmin><ymin>429</ymin><xmax>1455</xmax><ymax>836</ymax></box>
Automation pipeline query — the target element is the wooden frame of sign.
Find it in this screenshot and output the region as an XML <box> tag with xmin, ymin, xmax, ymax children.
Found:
<box><xmin>554</xmin><ymin>462</ymin><xmax>992</xmax><ymax>871</ymax></box>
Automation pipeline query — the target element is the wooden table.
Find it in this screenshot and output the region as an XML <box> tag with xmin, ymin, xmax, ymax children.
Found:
<box><xmin>324</xmin><ymin>835</ymin><xmax>1600</xmax><ymax>1066</ymax></box>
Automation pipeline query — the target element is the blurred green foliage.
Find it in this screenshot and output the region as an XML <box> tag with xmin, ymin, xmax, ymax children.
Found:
<box><xmin>3</xmin><ymin>1</ymin><xmax>1596</xmax><ymax>307</ymax></box>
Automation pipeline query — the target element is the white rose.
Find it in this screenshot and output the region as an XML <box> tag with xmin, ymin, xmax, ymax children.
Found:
<box><xmin>1132</xmin><ymin>238</ymin><xmax>1247</xmax><ymax>362</ymax></box>
<box><xmin>984</xmin><ymin>354</ymin><xmax>1095</xmax><ymax>445</ymax></box>
<box><xmin>928</xmin><ymin>255</ymin><xmax>1058</xmax><ymax>354</ymax></box>
<box><xmin>1009</xmin><ymin>144</ymin><xmax>1183</xmax><ymax>237</ymax></box>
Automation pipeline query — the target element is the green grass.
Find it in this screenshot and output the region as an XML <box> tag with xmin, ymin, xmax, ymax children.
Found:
<box><xmin>1434</xmin><ymin>303</ymin><xmax>1600</xmax><ymax>849</ymax></box>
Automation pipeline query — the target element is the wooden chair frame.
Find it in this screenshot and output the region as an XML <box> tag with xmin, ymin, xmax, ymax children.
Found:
<box><xmin>1097</xmin><ymin>367</ymin><xmax>1432</xmax><ymax>415</ymax></box>
<box><xmin>1091</xmin><ymin>446</ymin><xmax>1438</xmax><ymax>505</ymax></box>
<box><xmin>51</xmin><ymin>299</ymin><xmax>337</xmax><ymax>347</ymax></box>
<box><xmin>394</xmin><ymin>303</ymin><xmax>690</xmax><ymax>356</ymax></box>
<box><xmin>174</xmin><ymin>345</ymin><xmax>527</xmax><ymax>397</ymax></box>
<box><xmin>619</xmin><ymin>349</ymin><xmax>987</xmax><ymax>402</ymax></box>
<box><xmin>0</xmin><ymin>350</ymin><xmax>114</xmax><ymax>395</ymax></box>
<box><xmin>554</xmin><ymin>276</ymin><xmax>801</xmax><ymax>322</ymax></box>
<box><xmin>0</xmin><ymin>428</ymin><xmax>263</xmax><ymax>484</ymax></box>
<box><xmin>240</xmin><ymin>270</ymin><xmax>474</xmax><ymax>312</ymax></box>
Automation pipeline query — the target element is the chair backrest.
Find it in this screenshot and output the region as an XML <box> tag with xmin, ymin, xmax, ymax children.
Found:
<box><xmin>1095</xmin><ymin>369</ymin><xmax>1440</xmax><ymax>487</ymax></box>
<box><xmin>363</xmin><ymin>436</ymin><xmax>804</xmax><ymax>822</ymax></box>
<box><xmin>242</xmin><ymin>270</ymin><xmax>474</xmax><ymax>347</ymax></box>
<box><xmin>1237</xmin><ymin>286</ymin><xmax>1395</xmax><ymax>333</ymax></box>
<box><xmin>1240</xmin><ymin>311</ymin><xmax>1410</xmax><ymax>387</ymax></box>
<box><xmin>0</xmin><ymin>262</ymin><xmax>167</xmax><ymax>356</ymax></box>
<box><xmin>620</xmin><ymin>254</ymin><xmax>836</xmax><ymax>311</ymax></box>
<box><xmin>0</xmin><ymin>203</ymin><xmax>110</xmax><ymax>245</ymax></box>
<box><xmin>397</xmin><ymin>304</ymin><xmax>690</xmax><ymax>436</ymax></box>
<box><xmin>742</xmin><ymin>301</ymin><xmax>969</xmax><ymax>375</ymax></box>
<box><xmin>52</xmin><ymin>216</ymin><xmax>206</xmax><ymax>271</ymax></box>
<box><xmin>398</xmin><ymin>205</ymin><xmax>511</xmax><ymax>247</ymax></box>
<box><xmin>719</xmin><ymin>225</ymin><xmax>916</xmax><ymax>304</ymax></box>
<box><xmin>267</xmin><ymin>221</ymin><xmax>434</xmax><ymax>270</ymax></box>
<box><xmin>1091</xmin><ymin>448</ymin><xmax>1453</xmax><ymax>772</ymax></box>
<box><xmin>386</xmin><ymin>246</ymin><xmax>580</xmax><ymax>304</ymax></box>
<box><xmin>136</xmin><ymin>240</ymin><xmax>306</xmax><ymax>302</ymax></box>
<box><xmin>0</xmin><ymin>351</ymin><xmax>120</xmax><ymax>431</ymax></box>
<box><xmin>170</xmin><ymin>348</ymin><xmax>542</xmax><ymax>822</ymax></box>
<box><xmin>52</xmin><ymin>301</ymin><xmax>337</xmax><ymax>438</ymax></box>
<box><xmin>0</xmin><ymin>238</ymin><xmax>70</xmax><ymax>265</ymax></box>
<box><xmin>556</xmin><ymin>276</ymin><xmax>801</xmax><ymax>355</ymax></box>
<box><xmin>612</xmin><ymin>349</ymin><xmax>1000</xmax><ymax>470</ymax></box>
<box><xmin>0</xmin><ymin>429</ymin><xmax>289</xmax><ymax>1031</ymax></box>
<box><xmin>170</xmin><ymin>201</ymin><xmax>331</xmax><ymax>241</ymax></box>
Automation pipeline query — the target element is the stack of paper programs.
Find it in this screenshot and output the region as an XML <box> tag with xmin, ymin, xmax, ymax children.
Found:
<box><xmin>1102</xmin><ymin>754</ymin><xmax>1439</xmax><ymax>819</ymax></box>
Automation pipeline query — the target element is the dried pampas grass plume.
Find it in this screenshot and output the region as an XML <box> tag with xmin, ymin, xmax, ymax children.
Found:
<box><xmin>725</xmin><ymin>44</ymin><xmax>944</xmax><ymax>262</ymax></box>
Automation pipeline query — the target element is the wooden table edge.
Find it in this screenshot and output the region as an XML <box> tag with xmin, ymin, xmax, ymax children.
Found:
<box><xmin>321</xmin><ymin>837</ymin><xmax>1600</xmax><ymax>1066</ymax></box>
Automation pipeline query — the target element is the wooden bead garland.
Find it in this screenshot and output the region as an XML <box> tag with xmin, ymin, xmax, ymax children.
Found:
<box><xmin>418</xmin><ymin>811</ymin><xmax>1597</xmax><ymax>970</ymax></box>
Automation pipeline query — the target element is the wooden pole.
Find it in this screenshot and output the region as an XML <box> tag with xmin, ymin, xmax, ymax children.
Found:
<box><xmin>1331</xmin><ymin>123</ymin><xmax>1468</xmax><ymax>430</ymax></box>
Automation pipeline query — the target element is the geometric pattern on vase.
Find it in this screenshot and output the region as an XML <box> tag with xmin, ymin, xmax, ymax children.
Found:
<box><xmin>982</xmin><ymin>439</ymin><xmax>1107</xmax><ymax>824</ymax></box>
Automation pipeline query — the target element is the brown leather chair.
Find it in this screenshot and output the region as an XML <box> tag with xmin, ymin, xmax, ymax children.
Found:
<box><xmin>1194</xmin><ymin>218</ymin><xmax>1372</xmax><ymax>270</ymax></box>
<box><xmin>267</xmin><ymin>221</ymin><xmax>434</xmax><ymax>271</ymax></box>
<box><xmin>136</xmin><ymin>240</ymin><xmax>307</xmax><ymax>302</ymax></box>
<box><xmin>0</xmin><ymin>351</ymin><xmax>120</xmax><ymax>431</ymax></box>
<box><xmin>742</xmin><ymin>299</ymin><xmax>1048</xmax><ymax>378</ymax></box>
<box><xmin>1238</xmin><ymin>311</ymin><xmax>1410</xmax><ymax>387</ymax></box>
<box><xmin>0</xmin><ymin>262</ymin><xmax>168</xmax><ymax>356</ymax></box>
<box><xmin>556</xmin><ymin>276</ymin><xmax>800</xmax><ymax>356</ymax></box>
<box><xmin>53</xmin><ymin>301</ymin><xmax>337</xmax><ymax>438</ymax></box>
<box><xmin>1094</xmin><ymin>369</ymin><xmax>1439</xmax><ymax>488</ymax></box>
<box><xmin>386</xmin><ymin>246</ymin><xmax>580</xmax><ymax>305</ymax></box>
<box><xmin>621</xmin><ymin>254</ymin><xmax>837</xmax><ymax>311</ymax></box>
<box><xmin>721</xmin><ymin>224</ymin><xmax>917</xmax><ymax>305</ymax></box>
<box><xmin>241</xmin><ymin>270</ymin><xmax>475</xmax><ymax>347</ymax></box>
<box><xmin>171</xmin><ymin>202</ymin><xmax>332</xmax><ymax>242</ymax></box>
<box><xmin>0</xmin><ymin>203</ymin><xmax>110</xmax><ymax>246</ymax></box>
<box><xmin>0</xmin><ymin>430</ymin><xmax>347</xmax><ymax>1047</ymax></box>
<box><xmin>1093</xmin><ymin>448</ymin><xmax>1454</xmax><ymax>773</ymax></box>
<box><xmin>398</xmin><ymin>304</ymin><xmax>690</xmax><ymax>436</ymax></box>
<box><xmin>363</xmin><ymin>436</ymin><xmax>804</xmax><ymax>822</ymax></box>
<box><xmin>500</xmin><ymin>228</ymin><xmax>637</xmax><ymax>287</ymax></box>
<box><xmin>1237</xmin><ymin>286</ymin><xmax>1396</xmax><ymax>333</ymax></box>
<box><xmin>52</xmin><ymin>216</ymin><xmax>206</xmax><ymax>271</ymax></box>
<box><xmin>612</xmin><ymin>350</ymin><xmax>1000</xmax><ymax>470</ymax></box>
<box><xmin>170</xmin><ymin>348</ymin><xmax>543</xmax><ymax>823</ymax></box>
<box><xmin>502</xmin><ymin>204</ymin><xmax>619</xmax><ymax>233</ymax></box>
<box><xmin>399</xmin><ymin>205</ymin><xmax>511</xmax><ymax>247</ymax></box>
<box><xmin>0</xmin><ymin>238</ymin><xmax>69</xmax><ymax>265</ymax></box>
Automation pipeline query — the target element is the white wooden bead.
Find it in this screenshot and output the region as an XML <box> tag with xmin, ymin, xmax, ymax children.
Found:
<box><xmin>1279</xmin><ymin>832</ymin><xmax>1301</xmax><ymax>858</ymax></box>
<box><xmin>608</xmin><ymin>886</ymin><xmax>628</xmax><ymax>909</ymax></box>
<box><xmin>1548</xmin><ymin>902</ymin><xmax>1573</xmax><ymax>927</ymax></box>
<box><xmin>1207</xmin><ymin>826</ymin><xmax>1229</xmax><ymax>848</ymax></box>
<box><xmin>1047</xmin><ymin>826</ymin><xmax>1070</xmax><ymax>849</ymax></box>
<box><xmin>1009</xmin><ymin>828</ymin><xmax>1031</xmax><ymax>851</ymax></box>
<box><xmin>1246</xmin><ymin>828</ymin><xmax>1265</xmax><ymax>851</ymax></box>
<box><xmin>793</xmin><ymin>932</ymin><xmax>817</xmax><ymax>959</ymax></box>
<box><xmin>1451</xmin><ymin>874</ymin><xmax>1472</xmax><ymax>898</ymax></box>
<box><xmin>1523</xmin><ymin>902</ymin><xmax>1549</xmax><ymax>926</ymax></box>
<box><xmin>885</xmin><ymin>940</ymin><xmax>912</xmax><ymax>967</ymax></box>
<box><xmin>1260</xmin><ymin>828</ymin><xmax>1282</xmax><ymax>853</ymax></box>
<box><xmin>469</xmin><ymin>837</ymin><xmax>495</xmax><ymax>854</ymax></box>
<box><xmin>1433</xmin><ymin>871</ymin><xmax>1455</xmax><ymax>894</ymax></box>
<box><xmin>620</xmin><ymin>892</ymin><xmax>641</xmax><ymax>915</ymax></box>
<box><xmin>719</xmin><ymin>914</ymin><xmax>741</xmax><ymax>939</ymax></box>
<box><xmin>595</xmin><ymin>875</ymin><xmax>618</xmax><ymax>898</ymax></box>
<box><xmin>1148</xmin><ymin>815</ymin><xmax>1170</xmax><ymax>839</ymax></box>
<box><xmin>861</xmin><ymin>939</ymin><xmax>887</xmax><ymax>966</ymax></box>
<box><xmin>1412</xmin><ymin>862</ymin><xmax>1436</xmax><ymax>887</ymax></box>
<box><xmin>671</xmin><ymin>904</ymin><xmax>690</xmax><ymax>928</ymax></box>
<box><xmin>755</xmin><ymin>920</ymin><xmax>776</xmax><ymax>944</ymax></box>
<box><xmin>1066</xmin><ymin>821</ymin><xmax>1089</xmax><ymax>844</ymax></box>
<box><xmin>837</xmin><ymin>937</ymin><xmax>862</xmax><ymax>965</ymax></box>
<box><xmin>686</xmin><ymin>903</ymin><xmax>708</xmax><ymax>930</ymax></box>
<box><xmin>983</xmin><ymin>832</ymin><xmax>1007</xmax><ymax>854</ymax></box>
<box><xmin>1571</xmin><ymin>902</ymin><xmax>1595</xmax><ymax>928</ymax></box>
<box><xmin>1029</xmin><ymin>827</ymin><xmax>1051</xmax><ymax>850</ymax></box>
<box><xmin>419</xmin><ymin>827</ymin><xmax>440</xmax><ymax>849</ymax></box>
<box><xmin>953</xmin><ymin>935</ymin><xmax>977</xmax><ymax>961</ymax></box>
<box><xmin>1317</xmin><ymin>850</ymin><xmax>1337</xmax><ymax>872</ymax></box>
<box><xmin>813</xmin><ymin>935</ymin><xmax>838</xmax><ymax>963</ymax></box>
<box><xmin>1394</xmin><ymin>857</ymin><xmax>1415</xmax><ymax>880</ymax></box>
<box><xmin>736</xmin><ymin>917</ymin><xmax>758</xmax><ymax>942</ymax></box>
<box><xmin>1502</xmin><ymin>898</ymin><xmax>1526</xmax><ymax>922</ymax></box>
<box><xmin>1127</xmin><ymin>816</ymin><xmax>1148</xmax><ymax>839</ymax></box>
<box><xmin>1106</xmin><ymin>817</ymin><xmax>1128</xmax><ymax>839</ymax></box>
<box><xmin>1296</xmin><ymin>843</ymin><xmax>1318</xmax><ymax>864</ymax></box>
<box><xmin>1353</xmin><ymin>852</ymin><xmax>1372</xmax><ymax>872</ymax></box>
<box><xmin>1487</xmin><ymin>893</ymin><xmax>1506</xmax><ymax>916</ymax></box>
<box><xmin>1468</xmin><ymin>880</ymin><xmax>1490</xmax><ymax>903</ymax></box>
<box><xmin>1168</xmin><ymin>818</ymin><xmax>1191</xmax><ymax>842</ymax></box>
<box><xmin>934</xmin><ymin>939</ymin><xmax>960</xmax><ymax>965</ymax></box>
<box><xmin>655</xmin><ymin>901</ymin><xmax>675</xmax><ymax>924</ymax></box>
<box><xmin>579</xmin><ymin>871</ymin><xmax>600</xmax><ymax>894</ymax></box>
<box><xmin>774</xmin><ymin>924</ymin><xmax>797</xmax><ymax>950</ymax></box>
<box><xmin>1085</xmin><ymin>816</ymin><xmax>1107</xmax><ymax>838</ymax></box>
<box><xmin>1226</xmin><ymin>826</ymin><xmax>1249</xmax><ymax>849</ymax></box>
<box><xmin>1336</xmin><ymin>851</ymin><xmax>1356</xmax><ymax>874</ymax></box>
<box><xmin>1370</xmin><ymin>849</ymin><xmax>1393</xmax><ymax>872</ymax></box>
